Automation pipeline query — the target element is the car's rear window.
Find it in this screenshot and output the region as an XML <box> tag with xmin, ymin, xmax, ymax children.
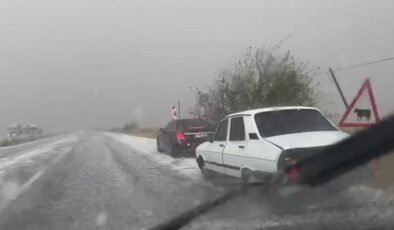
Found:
<box><xmin>255</xmin><ymin>109</ymin><xmax>337</xmax><ymax>138</ymax></box>
<box><xmin>180</xmin><ymin>119</ymin><xmax>212</xmax><ymax>132</ymax></box>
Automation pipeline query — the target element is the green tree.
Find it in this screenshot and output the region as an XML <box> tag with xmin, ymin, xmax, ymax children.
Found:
<box><xmin>192</xmin><ymin>45</ymin><xmax>319</xmax><ymax>123</ymax></box>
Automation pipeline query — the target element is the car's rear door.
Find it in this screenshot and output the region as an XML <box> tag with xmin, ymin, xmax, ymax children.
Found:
<box><xmin>203</xmin><ymin>119</ymin><xmax>228</xmax><ymax>174</ymax></box>
<box><xmin>222</xmin><ymin>116</ymin><xmax>247</xmax><ymax>178</ymax></box>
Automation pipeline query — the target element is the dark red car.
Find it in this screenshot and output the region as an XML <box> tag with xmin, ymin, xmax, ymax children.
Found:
<box><xmin>156</xmin><ymin>119</ymin><xmax>214</xmax><ymax>157</ymax></box>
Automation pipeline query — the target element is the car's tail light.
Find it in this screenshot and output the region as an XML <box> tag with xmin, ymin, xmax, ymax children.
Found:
<box><xmin>176</xmin><ymin>132</ymin><xmax>186</xmax><ymax>140</ymax></box>
<box><xmin>285</xmin><ymin>157</ymin><xmax>297</xmax><ymax>167</ymax></box>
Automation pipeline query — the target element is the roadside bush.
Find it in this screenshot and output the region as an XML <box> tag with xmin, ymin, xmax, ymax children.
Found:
<box><xmin>192</xmin><ymin>45</ymin><xmax>319</xmax><ymax>123</ymax></box>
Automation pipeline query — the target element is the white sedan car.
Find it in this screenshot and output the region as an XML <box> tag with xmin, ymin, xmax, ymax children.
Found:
<box><xmin>195</xmin><ymin>106</ymin><xmax>349</xmax><ymax>183</ymax></box>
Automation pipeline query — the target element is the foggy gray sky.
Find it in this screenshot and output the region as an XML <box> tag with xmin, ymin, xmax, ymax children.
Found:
<box><xmin>1</xmin><ymin>0</ymin><xmax>393</xmax><ymax>133</ymax></box>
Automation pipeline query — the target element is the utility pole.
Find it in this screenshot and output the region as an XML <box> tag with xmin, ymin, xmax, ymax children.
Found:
<box><xmin>178</xmin><ymin>101</ymin><xmax>181</xmax><ymax>119</ymax></box>
<box><xmin>329</xmin><ymin>68</ymin><xmax>349</xmax><ymax>109</ymax></box>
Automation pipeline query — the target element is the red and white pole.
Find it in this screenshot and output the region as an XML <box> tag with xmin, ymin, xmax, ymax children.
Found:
<box><xmin>171</xmin><ymin>106</ymin><xmax>177</xmax><ymax>120</ymax></box>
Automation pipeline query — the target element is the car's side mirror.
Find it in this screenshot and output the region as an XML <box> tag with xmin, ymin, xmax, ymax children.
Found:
<box><xmin>209</xmin><ymin>136</ymin><xmax>214</xmax><ymax>143</ymax></box>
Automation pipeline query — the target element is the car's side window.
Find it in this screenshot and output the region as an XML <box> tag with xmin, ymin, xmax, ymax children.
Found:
<box><xmin>165</xmin><ymin>121</ymin><xmax>176</xmax><ymax>131</ymax></box>
<box><xmin>214</xmin><ymin>119</ymin><xmax>228</xmax><ymax>141</ymax></box>
<box><xmin>229</xmin><ymin>117</ymin><xmax>246</xmax><ymax>141</ymax></box>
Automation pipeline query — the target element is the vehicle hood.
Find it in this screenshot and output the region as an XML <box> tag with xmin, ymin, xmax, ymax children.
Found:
<box><xmin>264</xmin><ymin>131</ymin><xmax>349</xmax><ymax>150</ymax></box>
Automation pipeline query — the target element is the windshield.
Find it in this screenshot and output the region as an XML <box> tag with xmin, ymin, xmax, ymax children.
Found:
<box><xmin>255</xmin><ymin>109</ymin><xmax>337</xmax><ymax>137</ymax></box>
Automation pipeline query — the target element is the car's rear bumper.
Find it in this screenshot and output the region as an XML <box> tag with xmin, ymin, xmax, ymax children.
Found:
<box><xmin>174</xmin><ymin>141</ymin><xmax>203</xmax><ymax>156</ymax></box>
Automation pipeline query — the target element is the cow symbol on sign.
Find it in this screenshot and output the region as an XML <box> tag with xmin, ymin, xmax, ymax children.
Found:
<box><xmin>353</xmin><ymin>108</ymin><xmax>371</xmax><ymax>121</ymax></box>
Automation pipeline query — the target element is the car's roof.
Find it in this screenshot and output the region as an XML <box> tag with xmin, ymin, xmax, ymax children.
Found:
<box><xmin>226</xmin><ymin>106</ymin><xmax>319</xmax><ymax>118</ymax></box>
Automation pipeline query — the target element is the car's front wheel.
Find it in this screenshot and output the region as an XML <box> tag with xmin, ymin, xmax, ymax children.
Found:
<box><xmin>197</xmin><ymin>156</ymin><xmax>214</xmax><ymax>180</ymax></box>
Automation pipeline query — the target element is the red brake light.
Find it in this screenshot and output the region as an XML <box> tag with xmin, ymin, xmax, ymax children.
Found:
<box><xmin>176</xmin><ymin>132</ymin><xmax>186</xmax><ymax>140</ymax></box>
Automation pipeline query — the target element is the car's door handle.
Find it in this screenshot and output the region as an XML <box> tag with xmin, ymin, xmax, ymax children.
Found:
<box><xmin>238</xmin><ymin>145</ymin><xmax>245</xmax><ymax>149</ymax></box>
<box><xmin>219</xmin><ymin>144</ymin><xmax>224</xmax><ymax>147</ymax></box>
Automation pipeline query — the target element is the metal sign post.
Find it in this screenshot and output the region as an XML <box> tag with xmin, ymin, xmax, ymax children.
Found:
<box><xmin>178</xmin><ymin>101</ymin><xmax>181</xmax><ymax>119</ymax></box>
<box><xmin>329</xmin><ymin>68</ymin><xmax>349</xmax><ymax>109</ymax></box>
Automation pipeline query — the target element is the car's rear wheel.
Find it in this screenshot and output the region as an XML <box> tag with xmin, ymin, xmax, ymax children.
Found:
<box><xmin>156</xmin><ymin>138</ymin><xmax>163</xmax><ymax>152</ymax></box>
<box><xmin>241</xmin><ymin>169</ymin><xmax>272</xmax><ymax>195</ymax></box>
<box><xmin>169</xmin><ymin>141</ymin><xmax>178</xmax><ymax>157</ymax></box>
<box><xmin>241</xmin><ymin>169</ymin><xmax>252</xmax><ymax>191</ymax></box>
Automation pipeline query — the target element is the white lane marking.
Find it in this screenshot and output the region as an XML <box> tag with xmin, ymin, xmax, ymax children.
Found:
<box><xmin>0</xmin><ymin>169</ymin><xmax>45</xmax><ymax>213</ymax></box>
<box><xmin>19</xmin><ymin>170</ymin><xmax>45</xmax><ymax>194</ymax></box>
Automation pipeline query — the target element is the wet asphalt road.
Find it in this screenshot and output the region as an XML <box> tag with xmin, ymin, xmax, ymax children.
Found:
<box><xmin>0</xmin><ymin>132</ymin><xmax>394</xmax><ymax>230</ymax></box>
<box><xmin>0</xmin><ymin>132</ymin><xmax>220</xmax><ymax>230</ymax></box>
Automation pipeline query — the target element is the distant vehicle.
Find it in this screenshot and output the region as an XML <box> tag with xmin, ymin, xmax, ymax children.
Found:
<box><xmin>195</xmin><ymin>106</ymin><xmax>349</xmax><ymax>185</ymax></box>
<box><xmin>7</xmin><ymin>124</ymin><xmax>22</xmax><ymax>139</ymax></box>
<box><xmin>7</xmin><ymin>123</ymin><xmax>42</xmax><ymax>140</ymax></box>
<box><xmin>7</xmin><ymin>132</ymin><xmax>18</xmax><ymax>138</ymax></box>
<box><xmin>157</xmin><ymin>119</ymin><xmax>214</xmax><ymax>157</ymax></box>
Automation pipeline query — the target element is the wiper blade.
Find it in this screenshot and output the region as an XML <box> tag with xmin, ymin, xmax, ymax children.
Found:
<box><xmin>286</xmin><ymin>114</ymin><xmax>394</xmax><ymax>187</ymax></box>
<box><xmin>150</xmin><ymin>114</ymin><xmax>394</xmax><ymax>230</ymax></box>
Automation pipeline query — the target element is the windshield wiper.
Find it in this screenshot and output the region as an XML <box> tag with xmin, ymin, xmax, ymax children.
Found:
<box><xmin>287</xmin><ymin>114</ymin><xmax>394</xmax><ymax>187</ymax></box>
<box><xmin>150</xmin><ymin>114</ymin><xmax>394</xmax><ymax>230</ymax></box>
